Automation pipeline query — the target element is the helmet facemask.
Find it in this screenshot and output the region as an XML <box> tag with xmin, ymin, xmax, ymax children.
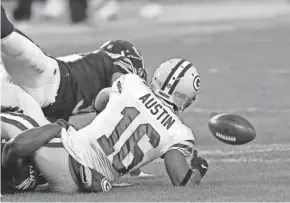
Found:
<box><xmin>173</xmin><ymin>92</ymin><xmax>196</xmax><ymax>113</ymax></box>
<box><xmin>150</xmin><ymin>79</ymin><xmax>194</xmax><ymax>114</ymax></box>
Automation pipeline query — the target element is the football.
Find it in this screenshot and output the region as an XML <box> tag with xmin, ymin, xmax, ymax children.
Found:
<box><xmin>208</xmin><ymin>113</ymin><xmax>256</xmax><ymax>145</ymax></box>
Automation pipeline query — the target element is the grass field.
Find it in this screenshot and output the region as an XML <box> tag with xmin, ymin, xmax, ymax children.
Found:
<box><xmin>2</xmin><ymin>1</ymin><xmax>290</xmax><ymax>201</ymax></box>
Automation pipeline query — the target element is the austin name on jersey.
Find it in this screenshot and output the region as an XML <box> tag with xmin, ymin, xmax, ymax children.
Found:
<box><xmin>139</xmin><ymin>93</ymin><xmax>175</xmax><ymax>130</ymax></box>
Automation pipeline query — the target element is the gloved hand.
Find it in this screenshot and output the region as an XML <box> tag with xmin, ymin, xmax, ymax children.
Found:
<box><xmin>129</xmin><ymin>169</ymin><xmax>155</xmax><ymax>177</ymax></box>
<box><xmin>190</xmin><ymin>150</ymin><xmax>209</xmax><ymax>178</ymax></box>
<box><xmin>15</xmin><ymin>164</ymin><xmax>40</xmax><ymax>191</ymax></box>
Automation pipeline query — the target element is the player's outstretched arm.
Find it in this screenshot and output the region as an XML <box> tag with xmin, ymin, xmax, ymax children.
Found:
<box><xmin>2</xmin><ymin>119</ymin><xmax>69</xmax><ymax>169</ymax></box>
<box><xmin>164</xmin><ymin>149</ymin><xmax>208</xmax><ymax>186</ymax></box>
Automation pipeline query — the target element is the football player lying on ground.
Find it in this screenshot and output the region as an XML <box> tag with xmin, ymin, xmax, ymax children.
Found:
<box><xmin>1</xmin><ymin>84</ymin><xmax>114</xmax><ymax>193</ymax></box>
<box><xmin>0</xmin><ymin>81</ymin><xmax>54</xmax><ymax>193</ymax></box>
<box><xmin>0</xmin><ymin>68</ymin><xmax>154</xmax><ymax>179</ymax></box>
<box><xmin>1</xmin><ymin>4</ymin><xmax>150</xmax><ymax>178</ymax></box>
<box><xmin>3</xmin><ymin>58</ymin><xmax>209</xmax><ymax>188</ymax></box>
<box><xmin>0</xmin><ymin>82</ymin><xmax>49</xmax><ymax>194</ymax></box>
<box><xmin>1</xmin><ymin>5</ymin><xmax>146</xmax><ymax>122</ymax></box>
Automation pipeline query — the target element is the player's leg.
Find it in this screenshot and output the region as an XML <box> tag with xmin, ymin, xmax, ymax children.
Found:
<box><xmin>1</xmin><ymin>5</ymin><xmax>60</xmax><ymax>107</ymax></box>
<box><xmin>38</xmin><ymin>145</ymin><xmax>116</xmax><ymax>193</ymax></box>
<box><xmin>34</xmin><ymin>145</ymin><xmax>80</xmax><ymax>193</ymax></box>
<box><xmin>35</xmin><ymin>125</ymin><xmax>114</xmax><ymax>193</ymax></box>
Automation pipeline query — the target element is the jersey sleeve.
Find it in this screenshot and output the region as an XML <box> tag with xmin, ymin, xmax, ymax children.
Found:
<box><xmin>161</xmin><ymin>126</ymin><xmax>196</xmax><ymax>159</ymax></box>
<box><xmin>111</xmin><ymin>74</ymin><xmax>142</xmax><ymax>95</ymax></box>
<box><xmin>167</xmin><ymin>140</ymin><xmax>195</xmax><ymax>157</ymax></box>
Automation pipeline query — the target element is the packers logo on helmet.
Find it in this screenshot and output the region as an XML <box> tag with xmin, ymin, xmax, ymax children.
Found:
<box><xmin>101</xmin><ymin>178</ymin><xmax>112</xmax><ymax>192</ymax></box>
<box><xmin>193</xmin><ymin>76</ymin><xmax>200</xmax><ymax>91</ymax></box>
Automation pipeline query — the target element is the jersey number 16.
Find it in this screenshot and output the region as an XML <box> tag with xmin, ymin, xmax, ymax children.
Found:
<box><xmin>97</xmin><ymin>107</ymin><xmax>161</xmax><ymax>174</ymax></box>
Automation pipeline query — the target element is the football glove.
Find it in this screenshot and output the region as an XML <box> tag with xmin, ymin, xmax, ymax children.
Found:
<box><xmin>190</xmin><ymin>150</ymin><xmax>208</xmax><ymax>178</ymax></box>
<box><xmin>15</xmin><ymin>164</ymin><xmax>40</xmax><ymax>191</ymax></box>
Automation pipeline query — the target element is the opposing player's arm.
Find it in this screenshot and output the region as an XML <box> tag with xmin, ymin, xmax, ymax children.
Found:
<box><xmin>93</xmin><ymin>74</ymin><xmax>125</xmax><ymax>113</ymax></box>
<box><xmin>93</xmin><ymin>88</ymin><xmax>113</xmax><ymax>113</ymax></box>
<box><xmin>111</xmin><ymin>72</ymin><xmax>124</xmax><ymax>84</ymax></box>
<box><xmin>2</xmin><ymin>119</ymin><xmax>69</xmax><ymax>170</ymax></box>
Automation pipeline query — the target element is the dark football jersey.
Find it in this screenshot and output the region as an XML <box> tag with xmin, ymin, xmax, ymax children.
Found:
<box><xmin>42</xmin><ymin>50</ymin><xmax>134</xmax><ymax>121</ymax></box>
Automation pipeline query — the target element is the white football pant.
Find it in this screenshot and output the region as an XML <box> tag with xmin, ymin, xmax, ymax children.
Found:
<box><xmin>1</xmin><ymin>31</ymin><xmax>60</xmax><ymax>108</ymax></box>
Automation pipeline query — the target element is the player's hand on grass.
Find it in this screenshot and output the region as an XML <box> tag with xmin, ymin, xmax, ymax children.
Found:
<box><xmin>137</xmin><ymin>172</ymin><xmax>156</xmax><ymax>177</ymax></box>
<box><xmin>129</xmin><ymin>169</ymin><xmax>155</xmax><ymax>178</ymax></box>
<box><xmin>190</xmin><ymin>150</ymin><xmax>208</xmax><ymax>178</ymax></box>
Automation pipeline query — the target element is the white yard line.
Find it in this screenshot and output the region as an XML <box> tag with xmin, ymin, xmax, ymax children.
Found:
<box><xmin>154</xmin><ymin>143</ymin><xmax>290</xmax><ymax>163</ymax></box>
<box><xmin>199</xmin><ymin>143</ymin><xmax>290</xmax><ymax>156</ymax></box>
<box><xmin>188</xmin><ymin>107</ymin><xmax>290</xmax><ymax>114</ymax></box>
<box><xmin>208</xmin><ymin>157</ymin><xmax>290</xmax><ymax>163</ymax></box>
<box><xmin>208</xmin><ymin>68</ymin><xmax>290</xmax><ymax>75</ymax></box>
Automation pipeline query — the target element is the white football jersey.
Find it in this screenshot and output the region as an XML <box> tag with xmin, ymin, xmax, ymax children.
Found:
<box><xmin>0</xmin><ymin>82</ymin><xmax>80</xmax><ymax>192</ymax></box>
<box><xmin>1</xmin><ymin>82</ymin><xmax>50</xmax><ymax>140</ymax></box>
<box><xmin>61</xmin><ymin>74</ymin><xmax>195</xmax><ymax>181</ymax></box>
